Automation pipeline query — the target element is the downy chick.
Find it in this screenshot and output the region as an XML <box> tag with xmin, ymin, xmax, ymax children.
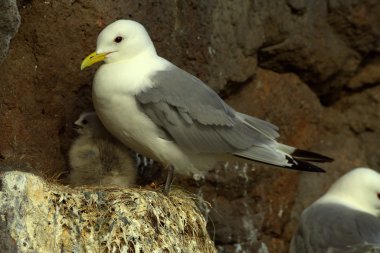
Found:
<box><xmin>68</xmin><ymin>112</ymin><xmax>137</xmax><ymax>187</ymax></box>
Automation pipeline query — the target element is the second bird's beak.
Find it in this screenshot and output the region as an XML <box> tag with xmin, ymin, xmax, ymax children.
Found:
<box><xmin>81</xmin><ymin>52</ymin><xmax>107</xmax><ymax>70</ymax></box>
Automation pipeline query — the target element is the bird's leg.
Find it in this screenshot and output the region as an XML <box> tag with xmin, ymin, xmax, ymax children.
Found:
<box><xmin>163</xmin><ymin>166</ymin><xmax>174</xmax><ymax>196</ymax></box>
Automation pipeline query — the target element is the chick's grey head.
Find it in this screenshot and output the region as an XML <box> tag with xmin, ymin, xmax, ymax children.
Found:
<box><xmin>73</xmin><ymin>112</ymin><xmax>105</xmax><ymax>137</ymax></box>
<box><xmin>326</xmin><ymin>168</ymin><xmax>380</xmax><ymax>216</ymax></box>
<box><xmin>96</xmin><ymin>20</ymin><xmax>155</xmax><ymax>63</ymax></box>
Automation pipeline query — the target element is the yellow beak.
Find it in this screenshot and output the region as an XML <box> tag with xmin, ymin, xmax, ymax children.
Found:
<box><xmin>80</xmin><ymin>52</ymin><xmax>107</xmax><ymax>70</ymax></box>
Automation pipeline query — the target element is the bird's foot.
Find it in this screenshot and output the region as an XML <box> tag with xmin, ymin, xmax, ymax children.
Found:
<box><xmin>163</xmin><ymin>166</ymin><xmax>174</xmax><ymax>196</ymax></box>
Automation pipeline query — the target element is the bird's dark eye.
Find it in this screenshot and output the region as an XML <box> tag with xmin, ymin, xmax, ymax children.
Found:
<box><xmin>114</xmin><ymin>36</ymin><xmax>123</xmax><ymax>43</ymax></box>
<box><xmin>82</xmin><ymin>119</ymin><xmax>88</xmax><ymax>124</ymax></box>
<box><xmin>377</xmin><ymin>193</ymin><xmax>380</xmax><ymax>199</ymax></box>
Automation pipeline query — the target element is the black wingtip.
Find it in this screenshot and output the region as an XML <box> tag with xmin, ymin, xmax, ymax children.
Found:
<box><xmin>287</xmin><ymin>157</ymin><xmax>326</xmax><ymax>173</ymax></box>
<box><xmin>292</xmin><ymin>149</ymin><xmax>334</xmax><ymax>163</ymax></box>
<box><xmin>234</xmin><ymin>154</ymin><xmax>326</xmax><ymax>173</ymax></box>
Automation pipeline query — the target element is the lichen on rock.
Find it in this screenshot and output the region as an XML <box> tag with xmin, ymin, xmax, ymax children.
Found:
<box><xmin>0</xmin><ymin>0</ymin><xmax>20</xmax><ymax>63</ymax></box>
<box><xmin>0</xmin><ymin>171</ymin><xmax>216</xmax><ymax>253</ymax></box>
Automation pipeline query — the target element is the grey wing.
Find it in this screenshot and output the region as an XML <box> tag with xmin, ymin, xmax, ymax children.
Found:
<box><xmin>136</xmin><ymin>65</ymin><xmax>278</xmax><ymax>153</ymax></box>
<box><xmin>328</xmin><ymin>211</ymin><xmax>380</xmax><ymax>252</ymax></box>
<box><xmin>291</xmin><ymin>204</ymin><xmax>380</xmax><ymax>253</ymax></box>
<box><xmin>235</xmin><ymin>112</ymin><xmax>279</xmax><ymax>139</ymax></box>
<box><xmin>354</xmin><ymin>212</ymin><xmax>380</xmax><ymax>244</ymax></box>
<box><xmin>327</xmin><ymin>244</ymin><xmax>380</xmax><ymax>253</ymax></box>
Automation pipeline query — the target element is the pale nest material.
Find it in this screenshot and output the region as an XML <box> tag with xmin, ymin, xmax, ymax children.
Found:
<box><xmin>0</xmin><ymin>171</ymin><xmax>216</xmax><ymax>253</ymax></box>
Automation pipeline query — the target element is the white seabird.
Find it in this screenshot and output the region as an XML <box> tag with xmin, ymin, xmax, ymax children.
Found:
<box><xmin>81</xmin><ymin>20</ymin><xmax>332</xmax><ymax>193</ymax></box>
<box><xmin>290</xmin><ymin>168</ymin><xmax>380</xmax><ymax>253</ymax></box>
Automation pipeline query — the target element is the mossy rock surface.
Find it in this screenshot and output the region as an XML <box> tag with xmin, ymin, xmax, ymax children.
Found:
<box><xmin>0</xmin><ymin>171</ymin><xmax>216</xmax><ymax>253</ymax></box>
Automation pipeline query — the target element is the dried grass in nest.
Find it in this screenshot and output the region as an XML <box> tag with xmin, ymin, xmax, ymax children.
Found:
<box><xmin>0</xmin><ymin>171</ymin><xmax>217</xmax><ymax>253</ymax></box>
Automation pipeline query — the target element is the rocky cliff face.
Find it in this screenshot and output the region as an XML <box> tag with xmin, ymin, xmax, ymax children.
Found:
<box><xmin>0</xmin><ymin>1</ymin><xmax>379</xmax><ymax>252</ymax></box>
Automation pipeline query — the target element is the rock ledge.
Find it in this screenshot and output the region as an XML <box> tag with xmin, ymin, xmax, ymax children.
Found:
<box><xmin>0</xmin><ymin>171</ymin><xmax>216</xmax><ymax>253</ymax></box>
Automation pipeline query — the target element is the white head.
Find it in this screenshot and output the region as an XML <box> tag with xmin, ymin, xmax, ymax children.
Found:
<box><xmin>318</xmin><ymin>168</ymin><xmax>380</xmax><ymax>217</ymax></box>
<box><xmin>73</xmin><ymin>112</ymin><xmax>106</xmax><ymax>137</ymax></box>
<box><xmin>81</xmin><ymin>20</ymin><xmax>156</xmax><ymax>69</ymax></box>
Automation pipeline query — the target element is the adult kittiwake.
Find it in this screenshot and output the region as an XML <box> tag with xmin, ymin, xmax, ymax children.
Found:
<box><xmin>290</xmin><ymin>168</ymin><xmax>380</xmax><ymax>253</ymax></box>
<box><xmin>80</xmin><ymin>20</ymin><xmax>332</xmax><ymax>193</ymax></box>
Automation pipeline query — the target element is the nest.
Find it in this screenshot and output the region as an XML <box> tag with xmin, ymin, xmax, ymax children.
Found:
<box><xmin>0</xmin><ymin>171</ymin><xmax>216</xmax><ymax>253</ymax></box>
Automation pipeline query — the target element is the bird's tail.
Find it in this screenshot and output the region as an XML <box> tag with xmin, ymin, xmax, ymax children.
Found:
<box><xmin>234</xmin><ymin>143</ymin><xmax>333</xmax><ymax>173</ymax></box>
<box><xmin>277</xmin><ymin>144</ymin><xmax>333</xmax><ymax>163</ymax></box>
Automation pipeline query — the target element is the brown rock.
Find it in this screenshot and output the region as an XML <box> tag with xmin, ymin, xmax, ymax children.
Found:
<box><xmin>347</xmin><ymin>57</ymin><xmax>380</xmax><ymax>90</ymax></box>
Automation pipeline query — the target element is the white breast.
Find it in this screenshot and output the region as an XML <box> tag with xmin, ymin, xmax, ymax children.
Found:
<box><xmin>92</xmin><ymin>53</ymin><xmax>166</xmax><ymax>156</ymax></box>
<box><xmin>95</xmin><ymin>94</ymin><xmax>157</xmax><ymax>157</ymax></box>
